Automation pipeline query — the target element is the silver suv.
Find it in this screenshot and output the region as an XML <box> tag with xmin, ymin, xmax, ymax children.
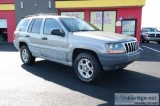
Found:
<box><xmin>14</xmin><ymin>13</ymin><xmax>143</xmax><ymax>83</ymax></box>
<box><xmin>141</xmin><ymin>27</ymin><xmax>160</xmax><ymax>44</ymax></box>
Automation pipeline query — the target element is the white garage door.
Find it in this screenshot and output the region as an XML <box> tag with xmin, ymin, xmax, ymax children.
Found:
<box><xmin>0</xmin><ymin>19</ymin><xmax>7</xmax><ymax>28</ymax></box>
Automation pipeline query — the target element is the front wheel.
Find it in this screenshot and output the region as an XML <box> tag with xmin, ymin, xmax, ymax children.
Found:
<box><xmin>140</xmin><ymin>37</ymin><xmax>145</xmax><ymax>43</ymax></box>
<box><xmin>146</xmin><ymin>40</ymin><xmax>149</xmax><ymax>43</ymax></box>
<box><xmin>20</xmin><ymin>45</ymin><xmax>35</xmax><ymax>65</ymax></box>
<box><xmin>73</xmin><ymin>52</ymin><xmax>102</xmax><ymax>83</ymax></box>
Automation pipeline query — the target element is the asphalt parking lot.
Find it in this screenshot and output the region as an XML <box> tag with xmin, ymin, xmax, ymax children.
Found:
<box><xmin>0</xmin><ymin>43</ymin><xmax>160</xmax><ymax>106</ymax></box>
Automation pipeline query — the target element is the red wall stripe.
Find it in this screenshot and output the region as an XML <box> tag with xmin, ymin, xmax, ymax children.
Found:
<box><xmin>0</xmin><ymin>0</ymin><xmax>14</xmax><ymax>4</ymax></box>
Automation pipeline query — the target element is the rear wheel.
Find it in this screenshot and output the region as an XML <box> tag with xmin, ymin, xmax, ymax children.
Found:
<box><xmin>20</xmin><ymin>45</ymin><xmax>35</xmax><ymax>65</ymax></box>
<box><xmin>157</xmin><ymin>41</ymin><xmax>160</xmax><ymax>44</ymax></box>
<box><xmin>73</xmin><ymin>52</ymin><xmax>102</xmax><ymax>83</ymax></box>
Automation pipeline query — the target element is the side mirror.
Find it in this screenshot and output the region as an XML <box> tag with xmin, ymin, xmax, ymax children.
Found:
<box><xmin>51</xmin><ymin>28</ymin><xmax>64</xmax><ymax>36</ymax></box>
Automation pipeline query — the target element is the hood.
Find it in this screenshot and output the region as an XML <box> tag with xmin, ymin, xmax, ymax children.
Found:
<box><xmin>144</xmin><ymin>32</ymin><xmax>160</xmax><ymax>34</ymax></box>
<box><xmin>73</xmin><ymin>31</ymin><xmax>136</xmax><ymax>43</ymax></box>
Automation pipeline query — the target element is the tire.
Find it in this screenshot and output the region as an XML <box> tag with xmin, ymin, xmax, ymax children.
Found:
<box><xmin>115</xmin><ymin>67</ymin><xmax>126</xmax><ymax>71</ymax></box>
<box><xmin>73</xmin><ymin>52</ymin><xmax>102</xmax><ymax>83</ymax></box>
<box><xmin>146</xmin><ymin>40</ymin><xmax>149</xmax><ymax>43</ymax></box>
<box><xmin>140</xmin><ymin>37</ymin><xmax>145</xmax><ymax>43</ymax></box>
<box><xmin>157</xmin><ymin>41</ymin><xmax>160</xmax><ymax>44</ymax></box>
<box><xmin>20</xmin><ymin>45</ymin><xmax>35</xmax><ymax>65</ymax></box>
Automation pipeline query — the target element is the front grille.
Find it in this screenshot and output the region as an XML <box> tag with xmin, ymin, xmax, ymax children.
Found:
<box><xmin>156</xmin><ymin>34</ymin><xmax>160</xmax><ymax>38</ymax></box>
<box><xmin>149</xmin><ymin>34</ymin><xmax>156</xmax><ymax>37</ymax></box>
<box><xmin>149</xmin><ymin>34</ymin><xmax>160</xmax><ymax>37</ymax></box>
<box><xmin>124</xmin><ymin>41</ymin><xmax>139</xmax><ymax>53</ymax></box>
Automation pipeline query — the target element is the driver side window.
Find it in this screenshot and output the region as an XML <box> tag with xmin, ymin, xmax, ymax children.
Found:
<box><xmin>43</xmin><ymin>18</ymin><xmax>63</xmax><ymax>35</ymax></box>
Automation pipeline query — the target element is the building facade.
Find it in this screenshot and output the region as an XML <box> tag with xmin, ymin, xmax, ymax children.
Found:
<box><xmin>0</xmin><ymin>0</ymin><xmax>16</xmax><ymax>42</ymax></box>
<box><xmin>56</xmin><ymin>0</ymin><xmax>145</xmax><ymax>42</ymax></box>
<box><xmin>15</xmin><ymin>0</ymin><xmax>57</xmax><ymax>24</ymax></box>
<box><xmin>0</xmin><ymin>0</ymin><xmax>145</xmax><ymax>43</ymax></box>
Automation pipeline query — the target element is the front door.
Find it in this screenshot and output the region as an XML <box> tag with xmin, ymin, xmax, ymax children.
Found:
<box><xmin>40</xmin><ymin>18</ymin><xmax>67</xmax><ymax>62</ymax></box>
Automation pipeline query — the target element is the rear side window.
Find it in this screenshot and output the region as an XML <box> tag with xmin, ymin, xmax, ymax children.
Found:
<box><xmin>30</xmin><ymin>18</ymin><xmax>43</xmax><ymax>34</ymax></box>
<box><xmin>16</xmin><ymin>19</ymin><xmax>30</xmax><ymax>32</ymax></box>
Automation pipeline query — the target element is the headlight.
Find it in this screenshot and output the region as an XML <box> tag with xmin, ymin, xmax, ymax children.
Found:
<box><xmin>144</xmin><ymin>34</ymin><xmax>149</xmax><ymax>37</ymax></box>
<box><xmin>105</xmin><ymin>43</ymin><xmax>126</xmax><ymax>54</ymax></box>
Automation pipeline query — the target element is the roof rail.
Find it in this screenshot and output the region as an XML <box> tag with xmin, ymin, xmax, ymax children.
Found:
<box><xmin>25</xmin><ymin>13</ymin><xmax>58</xmax><ymax>18</ymax></box>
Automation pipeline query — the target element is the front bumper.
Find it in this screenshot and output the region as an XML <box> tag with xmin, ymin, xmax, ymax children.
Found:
<box><xmin>98</xmin><ymin>48</ymin><xmax>143</xmax><ymax>71</ymax></box>
<box><xmin>144</xmin><ymin>37</ymin><xmax>160</xmax><ymax>41</ymax></box>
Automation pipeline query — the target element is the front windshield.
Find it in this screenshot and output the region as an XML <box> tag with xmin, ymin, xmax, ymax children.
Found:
<box><xmin>60</xmin><ymin>18</ymin><xmax>99</xmax><ymax>32</ymax></box>
<box><xmin>143</xmin><ymin>28</ymin><xmax>158</xmax><ymax>32</ymax></box>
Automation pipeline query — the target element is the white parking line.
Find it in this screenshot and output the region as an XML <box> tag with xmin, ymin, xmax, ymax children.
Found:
<box><xmin>142</xmin><ymin>46</ymin><xmax>160</xmax><ymax>53</ymax></box>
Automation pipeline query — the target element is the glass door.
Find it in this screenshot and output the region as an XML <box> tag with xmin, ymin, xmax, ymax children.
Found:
<box><xmin>122</xmin><ymin>19</ymin><xmax>136</xmax><ymax>37</ymax></box>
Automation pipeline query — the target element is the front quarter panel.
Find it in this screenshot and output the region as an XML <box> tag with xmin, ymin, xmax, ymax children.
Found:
<box><xmin>67</xmin><ymin>32</ymin><xmax>107</xmax><ymax>63</ymax></box>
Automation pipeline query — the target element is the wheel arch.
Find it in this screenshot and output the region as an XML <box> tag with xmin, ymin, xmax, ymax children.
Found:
<box><xmin>72</xmin><ymin>48</ymin><xmax>102</xmax><ymax>67</ymax></box>
<box><xmin>19</xmin><ymin>42</ymin><xmax>28</xmax><ymax>49</ymax></box>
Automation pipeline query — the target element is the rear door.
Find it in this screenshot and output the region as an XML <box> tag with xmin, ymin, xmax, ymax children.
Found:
<box><xmin>27</xmin><ymin>18</ymin><xmax>43</xmax><ymax>56</ymax></box>
<box><xmin>40</xmin><ymin>18</ymin><xmax>68</xmax><ymax>62</ymax></box>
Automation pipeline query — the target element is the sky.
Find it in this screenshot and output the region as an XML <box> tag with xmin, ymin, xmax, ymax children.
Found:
<box><xmin>142</xmin><ymin>0</ymin><xmax>160</xmax><ymax>28</ymax></box>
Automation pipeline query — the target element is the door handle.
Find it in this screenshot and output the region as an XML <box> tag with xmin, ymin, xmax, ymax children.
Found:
<box><xmin>25</xmin><ymin>35</ymin><xmax>30</xmax><ymax>37</ymax></box>
<box><xmin>41</xmin><ymin>37</ymin><xmax>47</xmax><ymax>40</ymax></box>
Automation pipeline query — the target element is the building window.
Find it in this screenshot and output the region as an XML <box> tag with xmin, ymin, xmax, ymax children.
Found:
<box><xmin>0</xmin><ymin>19</ymin><xmax>7</xmax><ymax>28</ymax></box>
<box><xmin>61</xmin><ymin>12</ymin><xmax>85</xmax><ymax>20</ymax></box>
<box><xmin>48</xmin><ymin>0</ymin><xmax>51</xmax><ymax>9</ymax></box>
<box><xmin>91</xmin><ymin>11</ymin><xmax>116</xmax><ymax>32</ymax></box>
<box><xmin>0</xmin><ymin>19</ymin><xmax>8</xmax><ymax>42</ymax></box>
<box><xmin>20</xmin><ymin>1</ymin><xmax>23</xmax><ymax>9</ymax></box>
<box><xmin>103</xmin><ymin>11</ymin><xmax>116</xmax><ymax>33</ymax></box>
<box><xmin>90</xmin><ymin>11</ymin><xmax>103</xmax><ymax>30</ymax></box>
